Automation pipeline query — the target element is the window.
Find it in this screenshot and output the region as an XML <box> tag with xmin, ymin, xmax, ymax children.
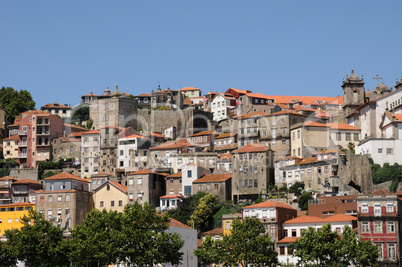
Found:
<box><xmin>170</xmin><ymin>179</ymin><xmax>174</xmax><ymax>184</ymax></box>
<box><xmin>198</xmin><ymin>185</ymin><xmax>203</xmax><ymax>191</ymax></box>
<box><xmin>374</xmin><ymin>203</ymin><xmax>381</xmax><ymax>216</ymax></box>
<box><xmin>361</xmin><ymin>222</ymin><xmax>369</xmax><ymax>233</ymax></box>
<box><xmin>8</xmin><ymin>219</ymin><xmax>11</xmax><ymax>223</ymax></box>
<box><xmin>279</xmin><ymin>247</ymin><xmax>285</xmax><ymax>255</ymax></box>
<box><xmin>374</xmin><ymin>221</ymin><xmax>382</xmax><ymax>233</ymax></box>
<box><xmin>354</xmin><ymin>133</ymin><xmax>359</xmax><ymax>141</ymax></box>
<box><xmin>361</xmin><ymin>203</ymin><xmax>368</xmax><ymax>213</ymax></box>
<box><xmin>65</xmin><ymin>194</ymin><xmax>70</xmax><ymax>202</ymax></box>
<box><xmin>119</xmin><ymin>200</ymin><xmax>123</xmax><ymax>207</ymax></box>
<box><xmin>386</xmin><ymin>203</ymin><xmax>394</xmax><ymax>213</ymax></box>
<box><xmin>292</xmin><ymin>229</ymin><xmax>297</xmax><ymax>237</ymax></box>
<box><xmin>48</xmin><ymin>209</ymin><xmax>53</xmax><ymax>220</ymax></box>
<box><xmin>206</xmin><ymin>184</ymin><xmax>211</xmax><ymax>190</ymax></box>
<box><xmin>137</xmin><ymin>178</ymin><xmax>142</xmax><ymax>185</ymax></box>
<box><xmin>346</xmin><ymin>133</ymin><xmax>351</xmax><ymax>141</ymax></box>
<box><xmin>128</xmin><ymin>178</ymin><xmax>133</xmax><ymax>185</ymax></box>
<box><xmin>387</xmin><ymin>222</ymin><xmax>395</xmax><ymax>233</ymax></box>
<box><xmin>378</xmin><ymin>148</ymin><xmax>383</xmax><ymax>153</ymax></box>
<box><xmin>284</xmin><ymin>229</ymin><xmax>288</xmax><ymax>237</ymax></box>
<box><xmin>40</xmin><ymin>196</ymin><xmax>45</xmax><ymax>203</ymax></box>
<box><xmin>336</xmin><ymin>132</ymin><xmax>341</xmax><ymax>140</ymax></box>
<box><xmin>48</xmin><ymin>196</ymin><xmax>53</xmax><ymax>202</ymax></box>
<box><xmin>387</xmin><ymin>148</ymin><xmax>393</xmax><ymax>155</ymax></box>
<box><xmin>388</xmin><ymin>243</ymin><xmax>396</xmax><ymax>260</ymax></box>
<box><xmin>100</xmin><ymin>201</ymin><xmax>104</xmax><ymax>207</ymax></box>
<box><xmin>225</xmin><ymin>221</ymin><xmax>230</xmax><ymax>230</ymax></box>
<box><xmin>57</xmin><ymin>195</ymin><xmax>62</xmax><ymax>202</ymax></box>
<box><xmin>214</xmin><ymin>184</ymin><xmax>219</xmax><ymax>189</ymax></box>
<box><xmin>187</xmin><ymin>170</ymin><xmax>192</xmax><ymax>178</ymax></box>
<box><xmin>111</xmin><ymin>201</ymin><xmax>115</xmax><ymax>207</ymax></box>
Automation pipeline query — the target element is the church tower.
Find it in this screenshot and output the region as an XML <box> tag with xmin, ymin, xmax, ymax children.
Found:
<box><xmin>342</xmin><ymin>69</ymin><xmax>365</xmax><ymax>120</ymax></box>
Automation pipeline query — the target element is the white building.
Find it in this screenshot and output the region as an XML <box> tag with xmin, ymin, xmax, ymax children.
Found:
<box><xmin>117</xmin><ymin>134</ymin><xmax>151</xmax><ymax>172</ymax></box>
<box><xmin>159</xmin><ymin>194</ymin><xmax>182</xmax><ymax>211</ymax></box>
<box><xmin>81</xmin><ymin>130</ymin><xmax>101</xmax><ymax>178</ymax></box>
<box><xmin>181</xmin><ymin>164</ymin><xmax>210</xmax><ymax>197</ymax></box>
<box><xmin>210</xmin><ymin>93</ymin><xmax>236</xmax><ymax>121</ymax></box>
<box><xmin>277</xmin><ymin>214</ymin><xmax>357</xmax><ymax>265</ymax></box>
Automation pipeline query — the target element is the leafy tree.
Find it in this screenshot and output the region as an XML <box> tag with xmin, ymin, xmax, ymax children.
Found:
<box><xmin>167</xmin><ymin>191</ymin><xmax>208</xmax><ymax>225</ymax></box>
<box><xmin>289</xmin><ymin>181</ymin><xmax>305</xmax><ymax>196</ymax></box>
<box><xmin>290</xmin><ymin>224</ymin><xmax>379</xmax><ymax>266</ymax></box>
<box><xmin>195</xmin><ymin>217</ymin><xmax>278</xmax><ymax>267</ymax></box>
<box><xmin>69</xmin><ymin>209</ymin><xmax>123</xmax><ymax>266</ymax></box>
<box><xmin>190</xmin><ymin>194</ymin><xmax>221</xmax><ymax>236</ymax></box>
<box><xmin>0</xmin><ymin>241</ymin><xmax>17</xmax><ymax>267</ymax></box>
<box><xmin>86</xmin><ymin>117</ymin><xmax>93</xmax><ymax>130</ymax></box>
<box><xmin>2</xmin><ymin>210</ymin><xmax>70</xmax><ymax>267</ymax></box>
<box><xmin>297</xmin><ymin>192</ymin><xmax>313</xmax><ymax>210</ymax></box>
<box><xmin>71</xmin><ymin>105</ymin><xmax>89</xmax><ymax>123</ymax></box>
<box><xmin>372</xmin><ymin>162</ymin><xmax>402</xmax><ymax>185</ymax></box>
<box><xmin>119</xmin><ymin>202</ymin><xmax>184</xmax><ymax>266</ymax></box>
<box><xmin>0</xmin><ymin>86</ymin><xmax>36</xmax><ymax>124</ymax></box>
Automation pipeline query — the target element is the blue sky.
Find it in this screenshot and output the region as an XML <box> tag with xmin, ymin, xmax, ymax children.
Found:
<box><xmin>1</xmin><ymin>1</ymin><xmax>401</xmax><ymax>108</ymax></box>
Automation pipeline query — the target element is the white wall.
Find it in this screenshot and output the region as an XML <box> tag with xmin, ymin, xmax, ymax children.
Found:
<box><xmin>356</xmin><ymin>139</ymin><xmax>402</xmax><ymax>165</ymax></box>
<box><xmin>165</xmin><ymin>226</ymin><xmax>198</xmax><ymax>267</ymax></box>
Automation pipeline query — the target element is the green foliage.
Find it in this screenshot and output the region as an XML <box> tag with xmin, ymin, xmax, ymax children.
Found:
<box><xmin>190</xmin><ymin>194</ymin><xmax>221</xmax><ymax>236</ymax></box>
<box><xmin>297</xmin><ymin>192</ymin><xmax>313</xmax><ymax>210</ymax></box>
<box><xmin>289</xmin><ymin>181</ymin><xmax>305</xmax><ymax>196</ymax></box>
<box><xmin>372</xmin><ymin>162</ymin><xmax>402</xmax><ymax>186</ymax></box>
<box><xmin>195</xmin><ymin>217</ymin><xmax>278</xmax><ymax>267</ymax></box>
<box><xmin>0</xmin><ymin>86</ymin><xmax>36</xmax><ymax>124</ymax></box>
<box><xmin>255</xmin><ymin>192</ymin><xmax>264</xmax><ymax>204</ymax></box>
<box><xmin>71</xmin><ymin>104</ymin><xmax>89</xmax><ymax>123</ymax></box>
<box><xmin>86</xmin><ymin>118</ymin><xmax>93</xmax><ymax>130</ymax></box>
<box><xmin>0</xmin><ymin>159</ymin><xmax>19</xmax><ymax>178</ymax></box>
<box><xmin>290</xmin><ymin>223</ymin><xmax>379</xmax><ymax>266</ymax></box>
<box><xmin>42</xmin><ymin>170</ymin><xmax>61</xmax><ymax>179</ymax></box>
<box><xmin>3</xmin><ymin>210</ymin><xmax>70</xmax><ymax>267</ymax></box>
<box><xmin>154</xmin><ymin>105</ymin><xmax>172</xmax><ymax>111</ymax></box>
<box><xmin>167</xmin><ymin>191</ymin><xmax>208</xmax><ymax>226</ymax></box>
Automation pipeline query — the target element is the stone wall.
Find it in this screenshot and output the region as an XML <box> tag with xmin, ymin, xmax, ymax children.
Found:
<box><xmin>9</xmin><ymin>168</ymin><xmax>39</xmax><ymax>181</ymax></box>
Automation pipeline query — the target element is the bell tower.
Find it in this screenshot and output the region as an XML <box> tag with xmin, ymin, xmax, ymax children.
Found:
<box><xmin>342</xmin><ymin>69</ymin><xmax>365</xmax><ymax>120</ymax></box>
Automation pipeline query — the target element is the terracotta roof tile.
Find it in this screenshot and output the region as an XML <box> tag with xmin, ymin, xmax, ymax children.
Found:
<box><xmin>231</xmin><ymin>143</ymin><xmax>270</xmax><ymax>154</ymax></box>
<box><xmin>41</xmin><ymin>103</ymin><xmax>72</xmax><ymax>109</ymax></box>
<box><xmin>81</xmin><ymin>130</ymin><xmax>100</xmax><ymax>135</ymax></box>
<box><xmin>269</xmin><ymin>110</ymin><xmax>307</xmax><ymax>117</ymax></box>
<box><xmin>0</xmin><ymin>202</ymin><xmax>35</xmax><ymax>208</ymax></box>
<box><xmin>44</xmin><ymin>172</ymin><xmax>90</xmax><ymax>183</ymax></box>
<box><xmin>179</xmin><ymin>87</ymin><xmax>200</xmax><ymax>91</ymax></box>
<box><xmin>303</xmin><ymin>121</ymin><xmax>329</xmax><ymax>127</ymax></box>
<box><xmin>189</xmin><ymin>131</ymin><xmax>218</xmax><ymax>137</ymax></box>
<box><xmin>243</xmin><ymin>201</ymin><xmax>297</xmax><ymax>210</ymax></box>
<box><xmin>0</xmin><ymin>176</ymin><xmax>18</xmax><ymax>181</ymax></box>
<box><xmin>168</xmin><ymin>218</ymin><xmax>194</xmax><ymax>229</ymax></box>
<box><xmin>193</xmin><ymin>174</ymin><xmax>231</xmax><ymax>183</ymax></box>
<box><xmin>284</xmin><ymin>215</ymin><xmax>325</xmax><ymax>224</ymax></box>
<box><xmin>324</xmin><ymin>214</ymin><xmax>357</xmax><ymax>222</ymax></box>
<box><xmin>109</xmin><ymin>181</ymin><xmax>127</xmax><ymax>193</ymax></box>
<box><xmin>216</xmin><ymin>132</ymin><xmax>237</xmax><ymax>139</ymax></box>
<box><xmin>326</xmin><ymin>123</ymin><xmax>360</xmax><ymax>130</ymax></box>
<box><xmin>202</xmin><ymin>227</ymin><xmax>223</xmax><ymax>236</ymax></box>
<box><xmin>160</xmin><ymin>194</ymin><xmax>183</xmax><ymax>199</ymax></box>
<box><xmin>127</xmin><ymin>169</ymin><xmax>155</xmax><ymax>175</ymax></box>
<box><xmin>3</xmin><ymin>135</ymin><xmax>19</xmax><ymax>141</ymax></box>
<box><xmin>167</xmin><ymin>171</ymin><xmax>182</xmax><ymax>178</ymax></box>
<box><xmin>277</xmin><ymin>237</ymin><xmax>299</xmax><ymax>243</ymax></box>
<box><xmin>371</xmin><ymin>189</ymin><xmax>393</xmax><ymax>195</ymax></box>
<box><xmin>296</xmin><ymin>158</ymin><xmax>314</xmax><ymax>165</ymax></box>
<box><xmin>215</xmin><ymin>143</ymin><xmax>238</xmax><ymax>151</ymax></box>
<box><xmin>13</xmin><ymin>179</ymin><xmax>42</xmax><ymax>185</ymax></box>
<box><xmin>219</xmin><ymin>153</ymin><xmax>232</xmax><ymax>159</ymax></box>
<box><xmin>234</xmin><ymin>111</ymin><xmax>268</xmax><ymax>119</ymax></box>
<box><xmin>82</xmin><ymin>93</ymin><xmax>98</xmax><ymax>97</ymax></box>
<box><xmin>142</xmin><ymin>132</ymin><xmax>165</xmax><ymax>138</ymax></box>
<box><xmin>150</xmin><ymin>139</ymin><xmax>191</xmax><ymax>150</ymax></box>
<box><xmin>120</xmin><ymin>134</ymin><xmax>150</xmax><ymax>141</ymax></box>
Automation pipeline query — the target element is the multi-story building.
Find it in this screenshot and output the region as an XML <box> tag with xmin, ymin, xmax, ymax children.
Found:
<box><xmin>217</xmin><ymin>153</ymin><xmax>232</xmax><ymax>172</ymax></box>
<box><xmin>186</xmin><ymin>131</ymin><xmax>217</xmax><ymax>151</ymax></box>
<box><xmin>308</xmin><ymin>195</ymin><xmax>357</xmax><ymax>217</ymax></box>
<box><xmin>214</xmin><ymin>132</ymin><xmax>237</xmax><ymax>148</ymax></box>
<box><xmin>242</xmin><ymin>201</ymin><xmax>297</xmax><ymax>243</ymax></box>
<box><xmin>192</xmin><ymin>169</ymin><xmax>231</xmax><ymax>202</ymax></box>
<box><xmin>3</xmin><ymin>135</ymin><xmax>19</xmax><ymax>160</ymax></box>
<box><xmin>222</xmin><ymin>213</ymin><xmax>242</xmax><ymax>236</ymax></box>
<box><xmin>15</xmin><ymin>110</ymin><xmax>64</xmax><ymax>168</ymax></box>
<box><xmin>277</xmin><ymin>214</ymin><xmax>357</xmax><ymax>265</ymax></box>
<box><xmin>93</xmin><ymin>180</ymin><xmax>127</xmax><ymax>212</ymax></box>
<box><xmin>36</xmin><ymin>172</ymin><xmax>93</xmax><ymax>229</ymax></box>
<box><xmin>274</xmin><ymin>156</ymin><xmax>303</xmax><ymax>187</ymax></box>
<box><xmin>117</xmin><ymin>134</ymin><xmax>151</xmax><ymax>173</ymax></box>
<box><xmin>179</xmin><ymin>87</ymin><xmax>201</xmax><ymax>98</ymax></box>
<box><xmin>150</xmin><ymin>86</ymin><xmax>183</xmax><ymax>110</ymax></box>
<box><xmin>81</xmin><ymin>130</ymin><xmax>100</xmax><ymax>178</ymax></box>
<box><xmin>181</xmin><ymin>164</ymin><xmax>210</xmax><ymax>197</ymax></box>
<box><xmin>126</xmin><ymin>169</ymin><xmax>166</xmax><ymax>208</ymax></box>
<box><xmin>210</xmin><ymin>93</ymin><xmax>236</xmax><ymax>121</ymax></box>
<box><xmin>81</xmin><ymin>92</ymin><xmax>98</xmax><ymax>104</ymax></box>
<box><xmin>171</xmin><ymin>152</ymin><xmax>218</xmax><ymax>174</ymax></box>
<box><xmin>11</xmin><ymin>179</ymin><xmax>42</xmax><ymax>203</ymax></box>
<box><xmin>40</xmin><ymin>103</ymin><xmax>73</xmax><ymax>119</ymax></box>
<box><xmin>0</xmin><ymin>202</ymin><xmax>35</xmax><ymax>239</ymax></box>
<box><xmin>165</xmin><ymin>171</ymin><xmax>183</xmax><ymax>196</ymax></box>
<box><xmin>0</xmin><ymin>176</ymin><xmax>17</xmax><ymax>205</ymax></box>
<box><xmin>135</xmin><ymin>93</ymin><xmax>151</xmax><ymax>107</ymax></box>
<box><xmin>89</xmin><ymin>85</ymin><xmax>138</xmax><ymax>129</ymax></box>
<box><xmin>357</xmin><ymin>189</ymin><xmax>400</xmax><ymax>266</ymax></box>
<box><xmin>159</xmin><ymin>194</ymin><xmax>182</xmax><ymax>211</ymax></box>
<box><xmin>52</xmin><ymin>132</ymin><xmax>83</xmax><ymax>163</ymax></box>
<box><xmin>231</xmin><ymin>143</ymin><xmax>274</xmax><ymax>203</ymax></box>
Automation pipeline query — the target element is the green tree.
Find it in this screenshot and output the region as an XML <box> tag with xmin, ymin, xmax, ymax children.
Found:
<box><xmin>71</xmin><ymin>104</ymin><xmax>89</xmax><ymax>123</ymax></box>
<box><xmin>69</xmin><ymin>209</ymin><xmax>123</xmax><ymax>266</ymax></box>
<box><xmin>167</xmin><ymin>191</ymin><xmax>208</xmax><ymax>225</ymax></box>
<box><xmin>289</xmin><ymin>181</ymin><xmax>305</xmax><ymax>196</ymax></box>
<box><xmin>2</xmin><ymin>210</ymin><xmax>69</xmax><ymax>267</ymax></box>
<box><xmin>297</xmin><ymin>192</ymin><xmax>313</xmax><ymax>210</ymax></box>
<box><xmin>290</xmin><ymin>224</ymin><xmax>379</xmax><ymax>266</ymax></box>
<box><xmin>190</xmin><ymin>193</ymin><xmax>221</xmax><ymax>235</ymax></box>
<box><xmin>0</xmin><ymin>86</ymin><xmax>36</xmax><ymax>124</ymax></box>
<box><xmin>0</xmin><ymin>241</ymin><xmax>17</xmax><ymax>267</ymax></box>
<box><xmin>119</xmin><ymin>202</ymin><xmax>184</xmax><ymax>266</ymax></box>
<box><xmin>195</xmin><ymin>217</ymin><xmax>278</xmax><ymax>267</ymax></box>
<box><xmin>86</xmin><ymin>117</ymin><xmax>93</xmax><ymax>130</ymax></box>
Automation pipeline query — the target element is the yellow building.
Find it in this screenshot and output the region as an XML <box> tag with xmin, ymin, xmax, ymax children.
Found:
<box><xmin>2</xmin><ymin>135</ymin><xmax>19</xmax><ymax>160</ymax></box>
<box><xmin>93</xmin><ymin>180</ymin><xmax>127</xmax><ymax>212</ymax></box>
<box><xmin>222</xmin><ymin>213</ymin><xmax>242</xmax><ymax>235</ymax></box>
<box><xmin>0</xmin><ymin>202</ymin><xmax>35</xmax><ymax>238</ymax></box>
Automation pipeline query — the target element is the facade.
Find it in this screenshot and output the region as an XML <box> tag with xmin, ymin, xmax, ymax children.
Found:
<box><xmin>11</xmin><ymin>179</ymin><xmax>43</xmax><ymax>203</ymax></box>
<box><xmin>89</xmin><ymin>86</ymin><xmax>138</xmax><ymax>129</ymax></box>
<box><xmin>171</xmin><ymin>152</ymin><xmax>218</xmax><ymax>174</ymax></box>
<box><xmin>231</xmin><ymin>143</ymin><xmax>274</xmax><ymax>203</ymax></box>
<box><xmin>181</xmin><ymin>164</ymin><xmax>210</xmax><ymax>197</ymax></box>
<box><xmin>217</xmin><ymin>153</ymin><xmax>232</xmax><ymax>172</ymax></box>
<box><xmin>81</xmin><ymin>130</ymin><xmax>101</xmax><ymax>178</ymax></box>
<box><xmin>186</xmin><ymin>131</ymin><xmax>217</xmax><ymax>151</ymax></box>
<box><xmin>36</xmin><ymin>172</ymin><xmax>93</xmax><ymax>229</ymax></box>
<box><xmin>214</xmin><ymin>132</ymin><xmax>237</xmax><ymax>148</ymax></box>
<box><xmin>135</xmin><ymin>93</ymin><xmax>151</xmax><ymax>107</ymax></box>
<box><xmin>308</xmin><ymin>195</ymin><xmax>357</xmax><ymax>217</ymax></box>
<box><xmin>192</xmin><ymin>170</ymin><xmax>232</xmax><ymax>202</ymax></box>
<box><xmin>357</xmin><ymin>189</ymin><xmax>401</xmax><ymax>266</ymax></box>
<box><xmin>165</xmin><ymin>171</ymin><xmax>183</xmax><ymax>196</ymax></box>
<box><xmin>210</xmin><ymin>93</ymin><xmax>236</xmax><ymax>121</ymax></box>
<box><xmin>159</xmin><ymin>194</ymin><xmax>182</xmax><ymax>211</ymax></box>
<box><xmin>179</xmin><ymin>87</ymin><xmax>201</xmax><ymax>98</ymax></box>
<box><xmin>0</xmin><ymin>202</ymin><xmax>35</xmax><ymax>238</ymax></box>
<box><xmin>40</xmin><ymin>103</ymin><xmax>73</xmax><ymax>119</ymax></box>
<box><xmin>93</xmin><ymin>180</ymin><xmax>127</xmax><ymax>212</ymax></box>
<box><xmin>3</xmin><ymin>135</ymin><xmax>19</xmax><ymax>160</ymax></box>
<box><xmin>150</xmin><ymin>86</ymin><xmax>183</xmax><ymax>110</ymax></box>
<box><xmin>117</xmin><ymin>134</ymin><xmax>151</xmax><ymax>172</ymax></box>
<box><xmin>16</xmin><ymin>110</ymin><xmax>64</xmax><ymax>168</ymax></box>
<box><xmin>277</xmin><ymin>214</ymin><xmax>357</xmax><ymax>265</ymax></box>
<box><xmin>126</xmin><ymin>169</ymin><xmax>166</xmax><ymax>208</ymax></box>
<box><xmin>0</xmin><ymin>176</ymin><xmax>17</xmax><ymax>205</ymax></box>
<box><xmin>81</xmin><ymin>92</ymin><xmax>98</xmax><ymax>104</ymax></box>
<box><xmin>274</xmin><ymin>157</ymin><xmax>303</xmax><ymax>187</ymax></box>
<box><xmin>221</xmin><ymin>213</ymin><xmax>242</xmax><ymax>236</ymax></box>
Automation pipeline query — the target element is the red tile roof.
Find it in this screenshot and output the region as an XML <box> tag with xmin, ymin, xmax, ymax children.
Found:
<box><xmin>0</xmin><ymin>176</ymin><xmax>18</xmax><ymax>181</ymax></box>
<box><xmin>44</xmin><ymin>172</ymin><xmax>90</xmax><ymax>183</ymax></box>
<box><xmin>142</xmin><ymin>132</ymin><xmax>165</xmax><ymax>138</ymax></box>
<box><xmin>179</xmin><ymin>87</ymin><xmax>200</xmax><ymax>91</ymax></box>
<box><xmin>193</xmin><ymin>174</ymin><xmax>231</xmax><ymax>183</ymax></box>
<box><xmin>3</xmin><ymin>135</ymin><xmax>19</xmax><ymax>141</ymax></box>
<box><xmin>150</xmin><ymin>139</ymin><xmax>191</xmax><ymax>150</ymax></box>
<box><xmin>189</xmin><ymin>131</ymin><xmax>218</xmax><ymax>137</ymax></box>
<box><xmin>275</xmin><ymin>156</ymin><xmax>303</xmax><ymax>162</ymax></box>
<box><xmin>167</xmin><ymin>171</ymin><xmax>182</xmax><ymax>178</ymax></box>
<box><xmin>303</xmin><ymin>121</ymin><xmax>329</xmax><ymax>127</ymax></box>
<box><xmin>269</xmin><ymin>110</ymin><xmax>307</xmax><ymax>117</ymax></box>
<box><xmin>246</xmin><ymin>94</ymin><xmax>343</xmax><ymax>106</ymax></box>
<box><xmin>0</xmin><ymin>202</ymin><xmax>35</xmax><ymax>208</ymax></box>
<box><xmin>215</xmin><ymin>143</ymin><xmax>238</xmax><ymax>151</ymax></box>
<box><xmin>127</xmin><ymin>169</ymin><xmax>155</xmax><ymax>175</ymax></box>
<box><xmin>41</xmin><ymin>103</ymin><xmax>72</xmax><ymax>109</ymax></box>
<box><xmin>371</xmin><ymin>189</ymin><xmax>393</xmax><ymax>195</ymax></box>
<box><xmin>243</xmin><ymin>201</ymin><xmax>297</xmax><ymax>210</ymax></box>
<box><xmin>168</xmin><ymin>218</ymin><xmax>194</xmax><ymax>229</ymax></box>
<box><xmin>326</xmin><ymin>123</ymin><xmax>360</xmax><ymax>130</ymax></box>
<box><xmin>120</xmin><ymin>134</ymin><xmax>150</xmax><ymax>140</ymax></box>
<box><xmin>277</xmin><ymin>237</ymin><xmax>299</xmax><ymax>244</ymax></box>
<box><xmin>202</xmin><ymin>227</ymin><xmax>223</xmax><ymax>236</ymax></box>
<box><xmin>160</xmin><ymin>194</ymin><xmax>183</xmax><ymax>199</ymax></box>
<box><xmin>219</xmin><ymin>153</ymin><xmax>232</xmax><ymax>159</ymax></box>
<box><xmin>324</xmin><ymin>214</ymin><xmax>357</xmax><ymax>222</ymax></box>
<box><xmin>13</xmin><ymin>179</ymin><xmax>42</xmax><ymax>185</ymax></box>
<box><xmin>136</xmin><ymin>93</ymin><xmax>151</xmax><ymax>97</ymax></box>
<box><xmin>109</xmin><ymin>181</ymin><xmax>127</xmax><ymax>193</ymax></box>
<box><xmin>231</xmin><ymin>143</ymin><xmax>270</xmax><ymax>154</ymax></box>
<box><xmin>81</xmin><ymin>130</ymin><xmax>100</xmax><ymax>135</ymax></box>
<box><xmin>234</xmin><ymin>111</ymin><xmax>268</xmax><ymax>119</ymax></box>
<box><xmin>216</xmin><ymin>132</ymin><xmax>236</xmax><ymax>139</ymax></box>
<box><xmin>284</xmin><ymin>215</ymin><xmax>325</xmax><ymax>224</ymax></box>
<box><xmin>82</xmin><ymin>93</ymin><xmax>98</xmax><ymax>97</ymax></box>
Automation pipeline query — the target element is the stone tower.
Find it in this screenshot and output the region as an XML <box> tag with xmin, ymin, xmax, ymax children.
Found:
<box><xmin>342</xmin><ymin>69</ymin><xmax>365</xmax><ymax>120</ymax></box>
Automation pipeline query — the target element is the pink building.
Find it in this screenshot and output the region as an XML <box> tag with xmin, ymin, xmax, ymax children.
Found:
<box><xmin>16</xmin><ymin>110</ymin><xmax>64</xmax><ymax>168</ymax></box>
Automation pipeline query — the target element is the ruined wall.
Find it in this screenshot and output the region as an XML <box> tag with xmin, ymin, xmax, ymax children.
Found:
<box><xmin>9</xmin><ymin>168</ymin><xmax>39</xmax><ymax>181</ymax></box>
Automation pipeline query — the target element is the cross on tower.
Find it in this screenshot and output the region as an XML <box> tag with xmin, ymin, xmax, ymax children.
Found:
<box><xmin>373</xmin><ymin>74</ymin><xmax>382</xmax><ymax>86</ymax></box>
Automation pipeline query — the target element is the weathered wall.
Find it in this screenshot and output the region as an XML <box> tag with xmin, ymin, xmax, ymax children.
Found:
<box><xmin>9</xmin><ymin>168</ymin><xmax>39</xmax><ymax>181</ymax></box>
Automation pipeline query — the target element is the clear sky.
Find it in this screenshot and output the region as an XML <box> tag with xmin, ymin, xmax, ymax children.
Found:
<box><xmin>1</xmin><ymin>1</ymin><xmax>401</xmax><ymax>108</ymax></box>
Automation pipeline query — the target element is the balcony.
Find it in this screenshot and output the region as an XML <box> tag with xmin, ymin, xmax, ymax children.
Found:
<box><xmin>36</xmin><ymin>143</ymin><xmax>50</xmax><ymax>147</ymax></box>
<box><xmin>18</xmin><ymin>153</ymin><xmax>27</xmax><ymax>158</ymax></box>
<box><xmin>18</xmin><ymin>142</ymin><xmax>27</xmax><ymax>147</ymax></box>
<box><xmin>36</xmin><ymin>131</ymin><xmax>50</xmax><ymax>136</ymax></box>
<box><xmin>18</xmin><ymin>130</ymin><xmax>27</xmax><ymax>136</ymax></box>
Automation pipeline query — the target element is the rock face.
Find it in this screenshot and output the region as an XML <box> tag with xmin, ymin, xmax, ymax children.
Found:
<box><xmin>338</xmin><ymin>150</ymin><xmax>373</xmax><ymax>194</ymax></box>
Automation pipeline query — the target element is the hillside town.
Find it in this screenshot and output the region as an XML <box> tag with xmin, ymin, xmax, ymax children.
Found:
<box><xmin>1</xmin><ymin>69</ymin><xmax>402</xmax><ymax>266</ymax></box>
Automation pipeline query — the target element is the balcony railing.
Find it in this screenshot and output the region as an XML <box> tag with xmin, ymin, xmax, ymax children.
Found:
<box><xmin>18</xmin><ymin>142</ymin><xmax>27</xmax><ymax>147</ymax></box>
<box><xmin>18</xmin><ymin>153</ymin><xmax>27</xmax><ymax>158</ymax></box>
<box><xmin>18</xmin><ymin>130</ymin><xmax>27</xmax><ymax>135</ymax></box>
